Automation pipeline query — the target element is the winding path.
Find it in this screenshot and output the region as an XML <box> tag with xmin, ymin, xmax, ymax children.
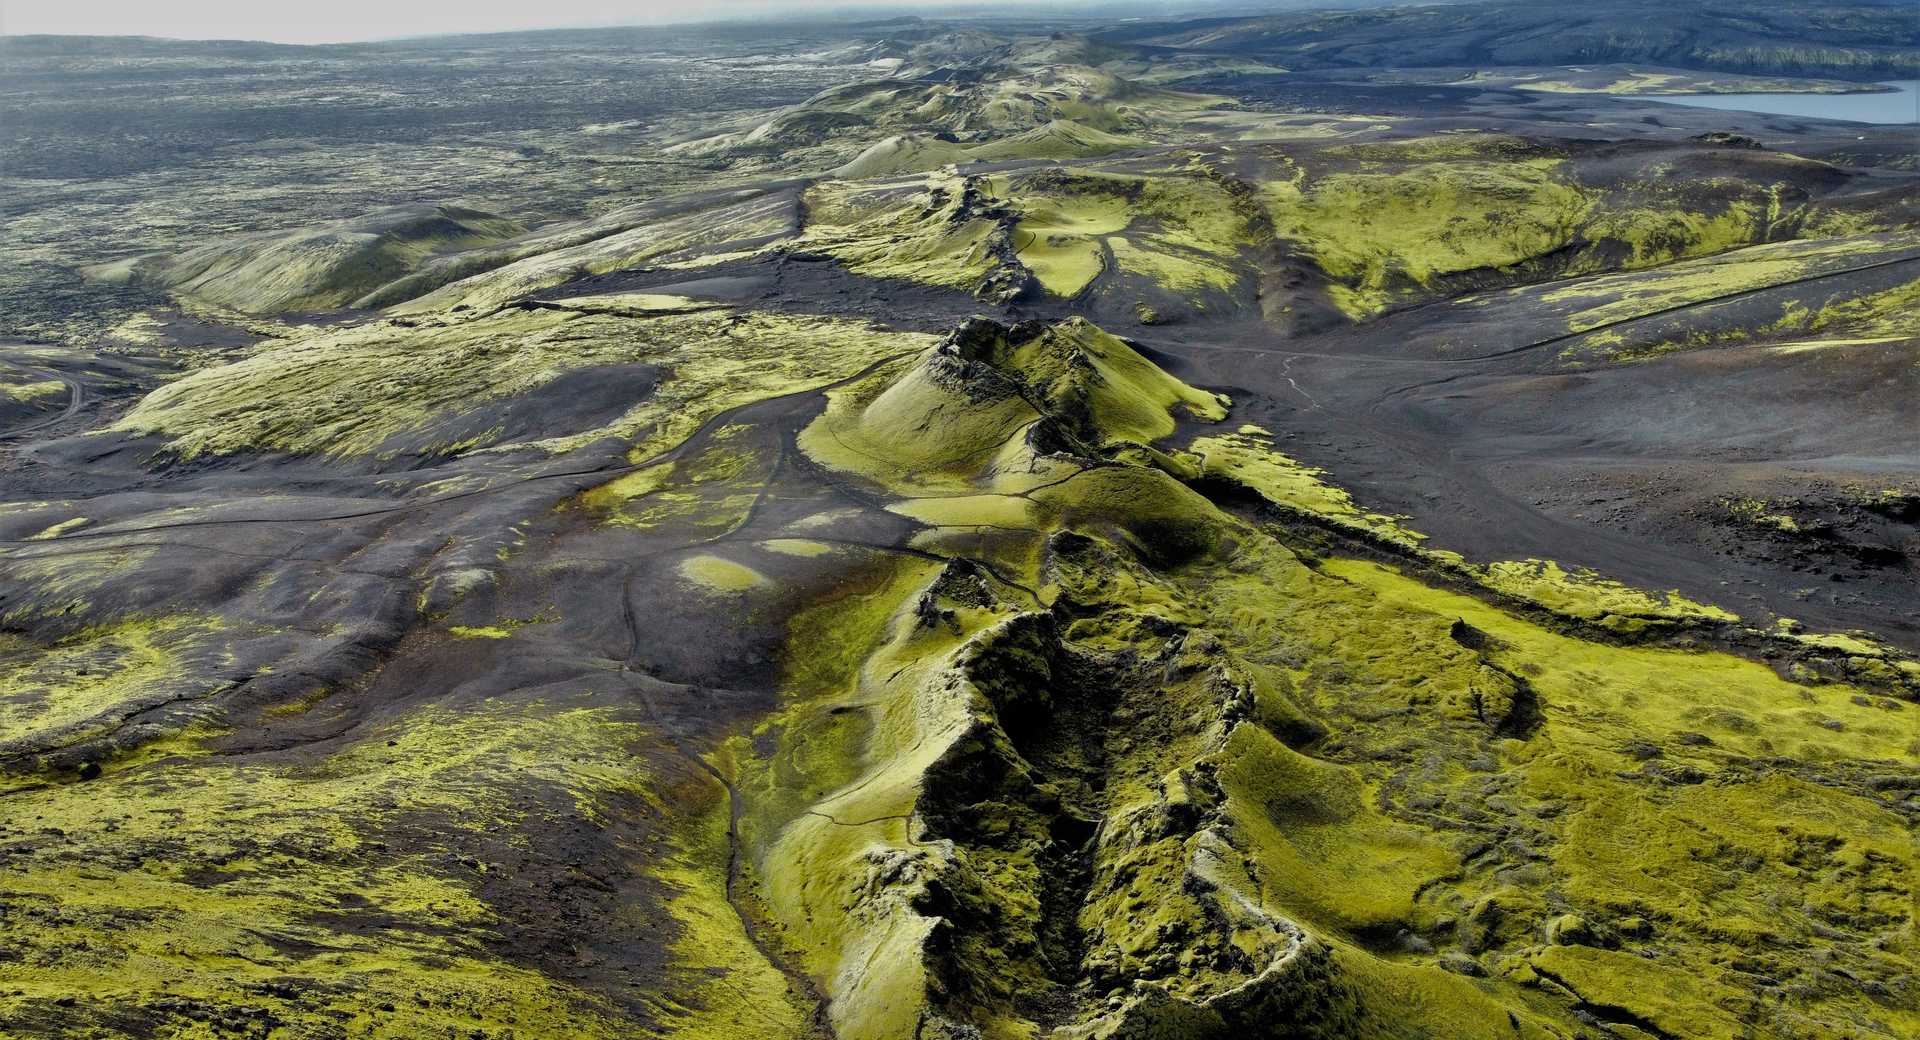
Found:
<box><xmin>0</xmin><ymin>364</ymin><xmax>84</xmax><ymax>442</ymax></box>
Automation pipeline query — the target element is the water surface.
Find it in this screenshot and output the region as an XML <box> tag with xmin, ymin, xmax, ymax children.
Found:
<box><xmin>1647</xmin><ymin>80</ymin><xmax>1919</xmax><ymax>124</ymax></box>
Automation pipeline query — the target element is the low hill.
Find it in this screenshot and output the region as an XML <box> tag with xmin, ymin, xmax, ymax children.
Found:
<box><xmin>97</xmin><ymin>204</ymin><xmax>525</xmax><ymax>315</ymax></box>
<box><xmin>670</xmin><ymin>56</ymin><xmax>1228</xmax><ymax>174</ymax></box>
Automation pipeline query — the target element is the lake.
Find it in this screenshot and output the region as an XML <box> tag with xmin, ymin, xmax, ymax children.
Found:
<box><xmin>1646</xmin><ymin>80</ymin><xmax>1919</xmax><ymax>124</ymax></box>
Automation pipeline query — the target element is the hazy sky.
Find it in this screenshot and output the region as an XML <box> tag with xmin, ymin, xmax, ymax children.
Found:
<box><xmin>0</xmin><ymin>1</ymin><xmax>1084</xmax><ymax>43</ymax></box>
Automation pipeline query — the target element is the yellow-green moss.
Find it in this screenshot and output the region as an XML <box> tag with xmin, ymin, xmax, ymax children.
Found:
<box><xmin>132</xmin><ymin>204</ymin><xmax>527</xmax><ymax>315</ymax></box>
<box><xmin>1003</xmin><ymin>170</ymin><xmax>1257</xmax><ymax>300</ymax></box>
<box><xmin>758</xmin><ymin>591</ymin><xmax>984</xmax><ymax>1040</ymax></box>
<box><xmin>0</xmin><ymin>701</ymin><xmax>664</xmax><ymax>1039</ymax></box>
<box><xmin>1107</xmin><ymin>234</ymin><xmax>1239</xmax><ymax>294</ymax></box>
<box><xmin>651</xmin><ymin>759</ymin><xmax>818</xmax><ymax>1039</ymax></box>
<box><xmin>679</xmin><ymin>554</ymin><xmax>769</xmax><ymax>592</ymax></box>
<box><xmin>762</xmin><ymin>538</ymin><xmax>835</xmax><ymax>558</ymax></box>
<box><xmin>799</xmin><ymin>318</ymin><xmax>1224</xmax><ymax>504</ymax></box>
<box><xmin>25</xmin><ymin>516</ymin><xmax>91</xmax><ymax>540</ymax></box>
<box><xmin>1194</xmin><ymin>425</ymin><xmax>1428</xmax><ymax>550</ymax></box>
<box><xmin>1264</xmin><ymin>155</ymin><xmax>1592</xmax><ymax>319</ymax></box>
<box><xmin>1537</xmin><ymin>233</ymin><xmax>1913</xmax><ymax>345</ymax></box>
<box><xmin>1193</xmin><ymin>426</ymin><xmax>1746</xmax><ymax>630</ymax></box>
<box><xmin>1474</xmin><ymin>558</ymin><xmax>1738</xmax><ymax>628</ymax></box>
<box><xmin>116</xmin><ymin>306</ymin><xmax>932</xmax><ymax>461</ymax></box>
<box><xmin>801</xmin><ymin>176</ymin><xmax>1004</xmax><ymax>289</ymax></box>
<box><xmin>392</xmin><ymin>191</ymin><xmax>797</xmax><ymax>314</ymax></box>
<box><xmin>1323</xmin><ymin>558</ymin><xmax>1910</xmax><ymax>762</ymax></box>
<box><xmin>1</xmin><ymin>378</ymin><xmax>67</xmax><ymax>402</ymax></box>
<box><xmin>749</xmin><ymin>323</ymin><xmax>1912</xmax><ymax>1036</ymax></box>
<box><xmin>1218</xmin><ymin>724</ymin><xmax>1457</xmax><ymax>936</ymax></box>
<box><xmin>1725</xmin><ymin>496</ymin><xmax>1804</xmax><ymax>533</ymax></box>
<box><xmin>0</xmin><ymin>614</ymin><xmax>227</xmax><ymax>746</ymax></box>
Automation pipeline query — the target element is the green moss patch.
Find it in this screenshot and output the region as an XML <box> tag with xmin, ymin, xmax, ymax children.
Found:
<box><xmin>116</xmin><ymin>307</ymin><xmax>931</xmax><ymax>461</ymax></box>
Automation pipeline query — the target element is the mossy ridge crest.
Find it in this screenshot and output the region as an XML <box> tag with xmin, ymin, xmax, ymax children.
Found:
<box><xmin>759</xmin><ymin>323</ymin><xmax>1578</xmax><ymax>1036</ymax></box>
<box><xmin>799</xmin><ymin>315</ymin><xmax>1225</xmax><ymax>502</ymax></box>
<box><xmin>743</xmin><ymin>488</ymin><xmax>1577</xmax><ymax>1037</ymax></box>
<box><xmin>756</xmin><ymin>565</ymin><xmax>1013</xmax><ymax>1040</ymax></box>
<box><xmin>758</xmin><ymin>316</ymin><xmax>1913</xmax><ymax>1036</ymax></box>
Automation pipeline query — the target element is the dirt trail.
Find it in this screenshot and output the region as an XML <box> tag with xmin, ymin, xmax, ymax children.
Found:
<box><xmin>0</xmin><ymin>364</ymin><xmax>83</xmax><ymax>441</ymax></box>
